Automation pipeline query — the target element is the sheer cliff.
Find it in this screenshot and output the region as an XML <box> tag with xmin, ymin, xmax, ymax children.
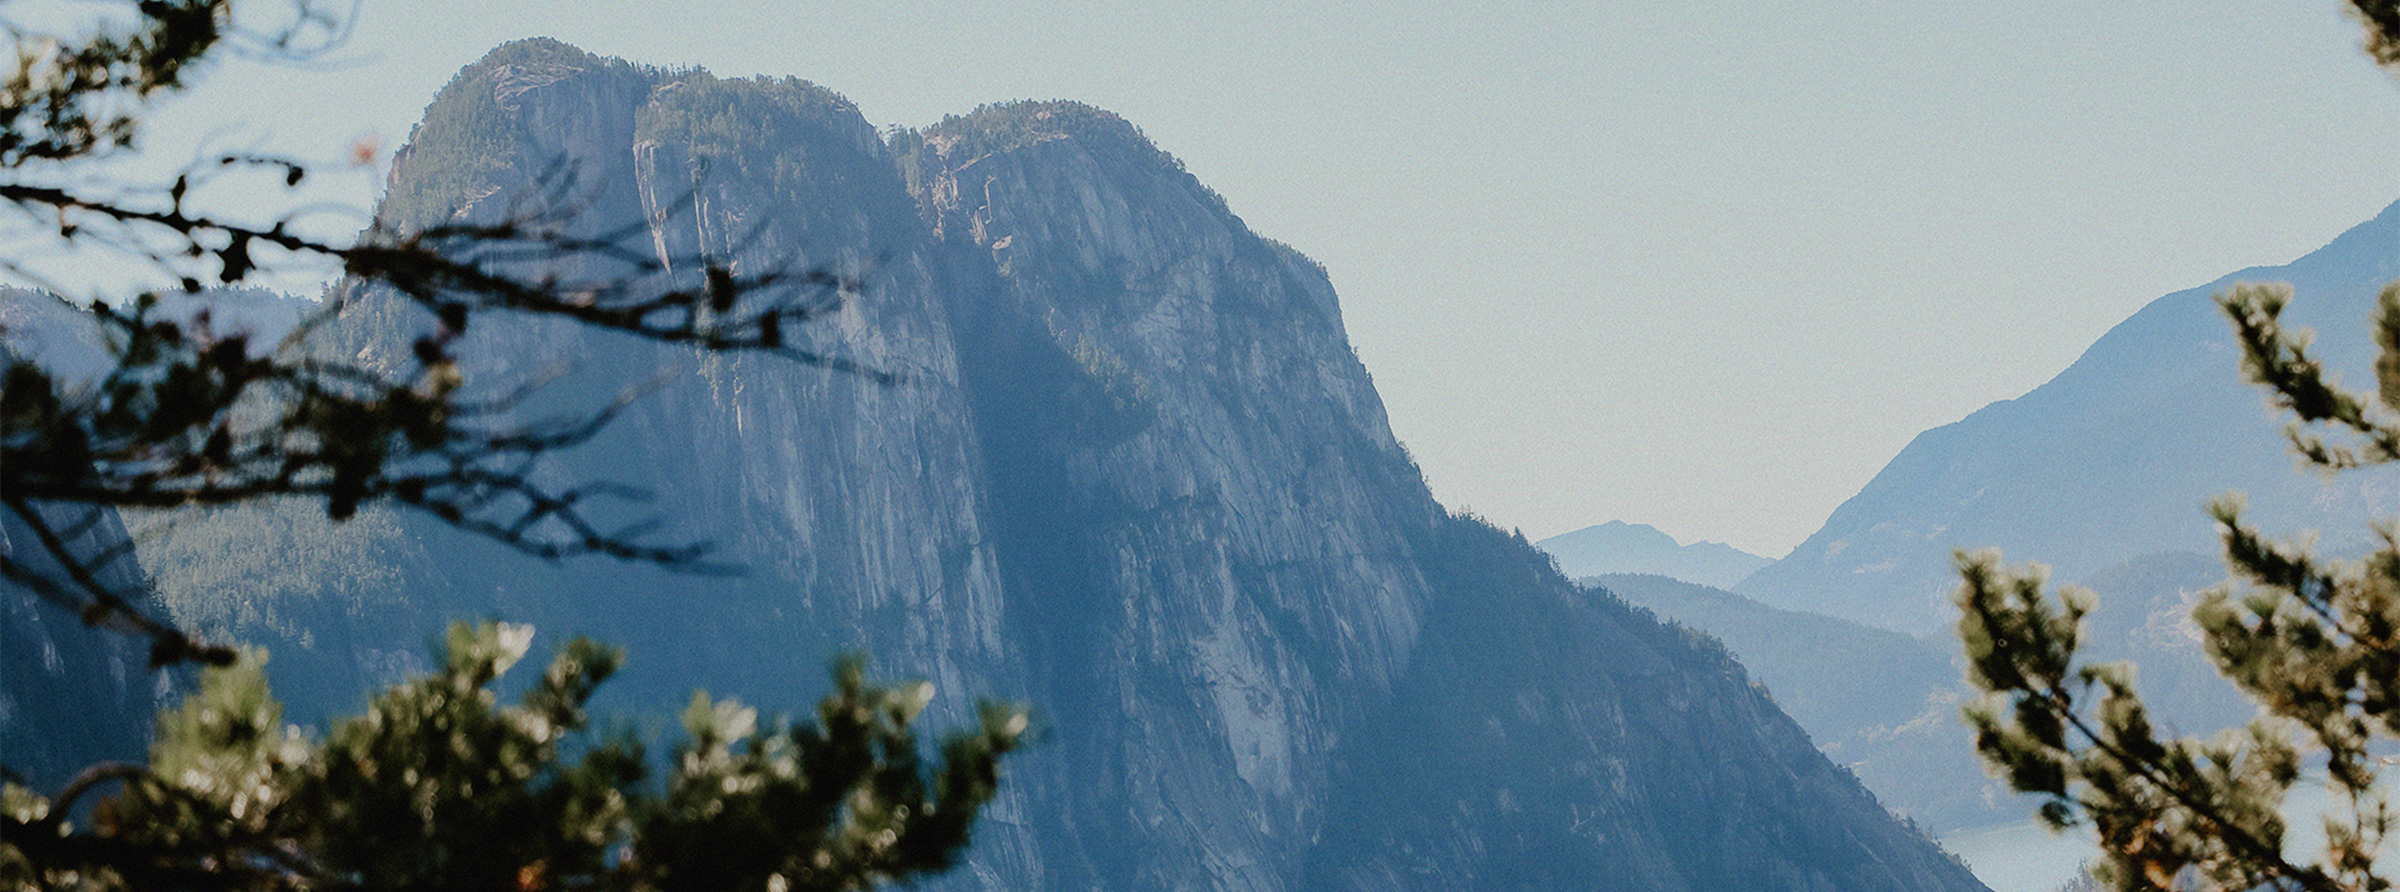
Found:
<box><xmin>91</xmin><ymin>40</ymin><xmax>1989</xmax><ymax>892</ymax></box>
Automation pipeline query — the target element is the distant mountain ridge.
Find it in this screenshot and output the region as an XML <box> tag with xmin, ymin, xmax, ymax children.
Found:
<box><xmin>1696</xmin><ymin>196</ymin><xmax>2400</xmax><ymax>844</ymax></box>
<box><xmin>4</xmin><ymin>39</ymin><xmax>1991</xmax><ymax>892</ymax></box>
<box><xmin>1740</xmin><ymin>199</ymin><xmax>2400</xmax><ymax>636</ymax></box>
<box><xmin>1538</xmin><ymin>520</ymin><xmax>1772</xmax><ymax>588</ymax></box>
<box><xmin>1596</xmin><ymin>554</ymin><xmax>2247</xmax><ymax>834</ymax></box>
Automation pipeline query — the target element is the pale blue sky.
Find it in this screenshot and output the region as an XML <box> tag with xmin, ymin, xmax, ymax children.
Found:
<box><xmin>26</xmin><ymin>0</ymin><xmax>2400</xmax><ymax>556</ymax></box>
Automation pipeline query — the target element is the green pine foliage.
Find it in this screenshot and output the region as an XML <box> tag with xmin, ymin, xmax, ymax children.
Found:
<box><xmin>1957</xmin><ymin>141</ymin><xmax>2400</xmax><ymax>892</ymax></box>
<box><xmin>1</xmin><ymin>621</ymin><xmax>1025</xmax><ymax>891</ymax></box>
<box><xmin>1956</xmin><ymin>9</ymin><xmax>2400</xmax><ymax>890</ymax></box>
<box><xmin>1956</xmin><ymin>549</ymin><xmax>2325</xmax><ymax>891</ymax></box>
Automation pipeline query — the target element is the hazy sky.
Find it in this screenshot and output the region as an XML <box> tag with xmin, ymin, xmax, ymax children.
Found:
<box><xmin>26</xmin><ymin>0</ymin><xmax>2400</xmax><ymax>557</ymax></box>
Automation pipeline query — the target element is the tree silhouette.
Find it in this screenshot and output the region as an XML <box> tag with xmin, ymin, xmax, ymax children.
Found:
<box><xmin>1956</xmin><ymin>5</ymin><xmax>2400</xmax><ymax>891</ymax></box>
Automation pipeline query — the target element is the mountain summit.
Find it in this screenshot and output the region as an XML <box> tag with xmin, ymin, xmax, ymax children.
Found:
<box><xmin>60</xmin><ymin>40</ymin><xmax>1989</xmax><ymax>892</ymax></box>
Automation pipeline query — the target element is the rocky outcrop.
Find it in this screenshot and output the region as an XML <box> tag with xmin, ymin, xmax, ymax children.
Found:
<box><xmin>900</xmin><ymin>101</ymin><xmax>1448</xmax><ymax>890</ymax></box>
<box><xmin>104</xmin><ymin>40</ymin><xmax>1989</xmax><ymax>892</ymax></box>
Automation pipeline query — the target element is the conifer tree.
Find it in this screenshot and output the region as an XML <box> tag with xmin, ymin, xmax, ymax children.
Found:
<box><xmin>1957</xmin><ymin>6</ymin><xmax>2400</xmax><ymax>890</ymax></box>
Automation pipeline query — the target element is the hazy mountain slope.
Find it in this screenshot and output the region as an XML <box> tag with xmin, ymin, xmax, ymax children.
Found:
<box><xmin>0</xmin><ymin>290</ymin><xmax>111</xmax><ymax>382</ymax></box>
<box><xmin>1602</xmin><ymin>555</ymin><xmax>2259</xmax><ymax>833</ymax></box>
<box><xmin>2062</xmin><ymin>551</ymin><xmax>2255</xmax><ymax>734</ymax></box>
<box><xmin>1740</xmin><ymin>201</ymin><xmax>2400</xmax><ymax>635</ymax></box>
<box><xmin>1593</xmin><ymin>573</ymin><xmax>2001</xmax><ymax>831</ymax></box>
<box><xmin>1538</xmin><ymin>520</ymin><xmax>1773</xmax><ymax>588</ymax></box>
<box><xmin>0</xmin><ymin>292</ymin><xmax>487</xmax><ymax>723</ymax></box>
<box><xmin>85</xmin><ymin>40</ymin><xmax>1990</xmax><ymax>892</ymax></box>
<box><xmin>1590</xmin><ymin>574</ymin><xmax>1952</xmax><ymax>757</ymax></box>
<box><xmin>1310</xmin><ymin>522</ymin><xmax>1986</xmax><ymax>892</ymax></box>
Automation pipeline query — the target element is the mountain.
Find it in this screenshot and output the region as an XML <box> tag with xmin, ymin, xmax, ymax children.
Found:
<box><xmin>1586</xmin><ymin>573</ymin><xmax>1985</xmax><ymax>828</ymax></box>
<box><xmin>0</xmin><ymin>292</ymin><xmax>184</xmax><ymax>792</ymax></box>
<box><xmin>1309</xmin><ymin>529</ymin><xmax>1977</xmax><ymax>891</ymax></box>
<box><xmin>1599</xmin><ymin>552</ymin><xmax>2251</xmax><ymax>834</ymax></box>
<box><xmin>15</xmin><ymin>39</ymin><xmax>1990</xmax><ymax>892</ymax></box>
<box><xmin>1739</xmin><ymin>200</ymin><xmax>2400</xmax><ymax>637</ymax></box>
<box><xmin>1538</xmin><ymin>521</ymin><xmax>1773</xmax><ymax>588</ymax></box>
<box><xmin>0</xmin><ymin>499</ymin><xmax>160</xmax><ymax>792</ymax></box>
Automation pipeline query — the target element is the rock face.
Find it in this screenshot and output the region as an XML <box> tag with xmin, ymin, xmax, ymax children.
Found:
<box><xmin>1738</xmin><ymin>200</ymin><xmax>2400</xmax><ymax>636</ymax></box>
<box><xmin>90</xmin><ymin>39</ymin><xmax>1987</xmax><ymax>892</ymax></box>
<box><xmin>900</xmin><ymin>102</ymin><xmax>1448</xmax><ymax>890</ymax></box>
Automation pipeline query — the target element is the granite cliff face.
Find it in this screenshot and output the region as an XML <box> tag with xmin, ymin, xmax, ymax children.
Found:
<box><xmin>888</xmin><ymin>103</ymin><xmax>1445</xmax><ymax>889</ymax></box>
<box><xmin>98</xmin><ymin>40</ymin><xmax>1987</xmax><ymax>892</ymax></box>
